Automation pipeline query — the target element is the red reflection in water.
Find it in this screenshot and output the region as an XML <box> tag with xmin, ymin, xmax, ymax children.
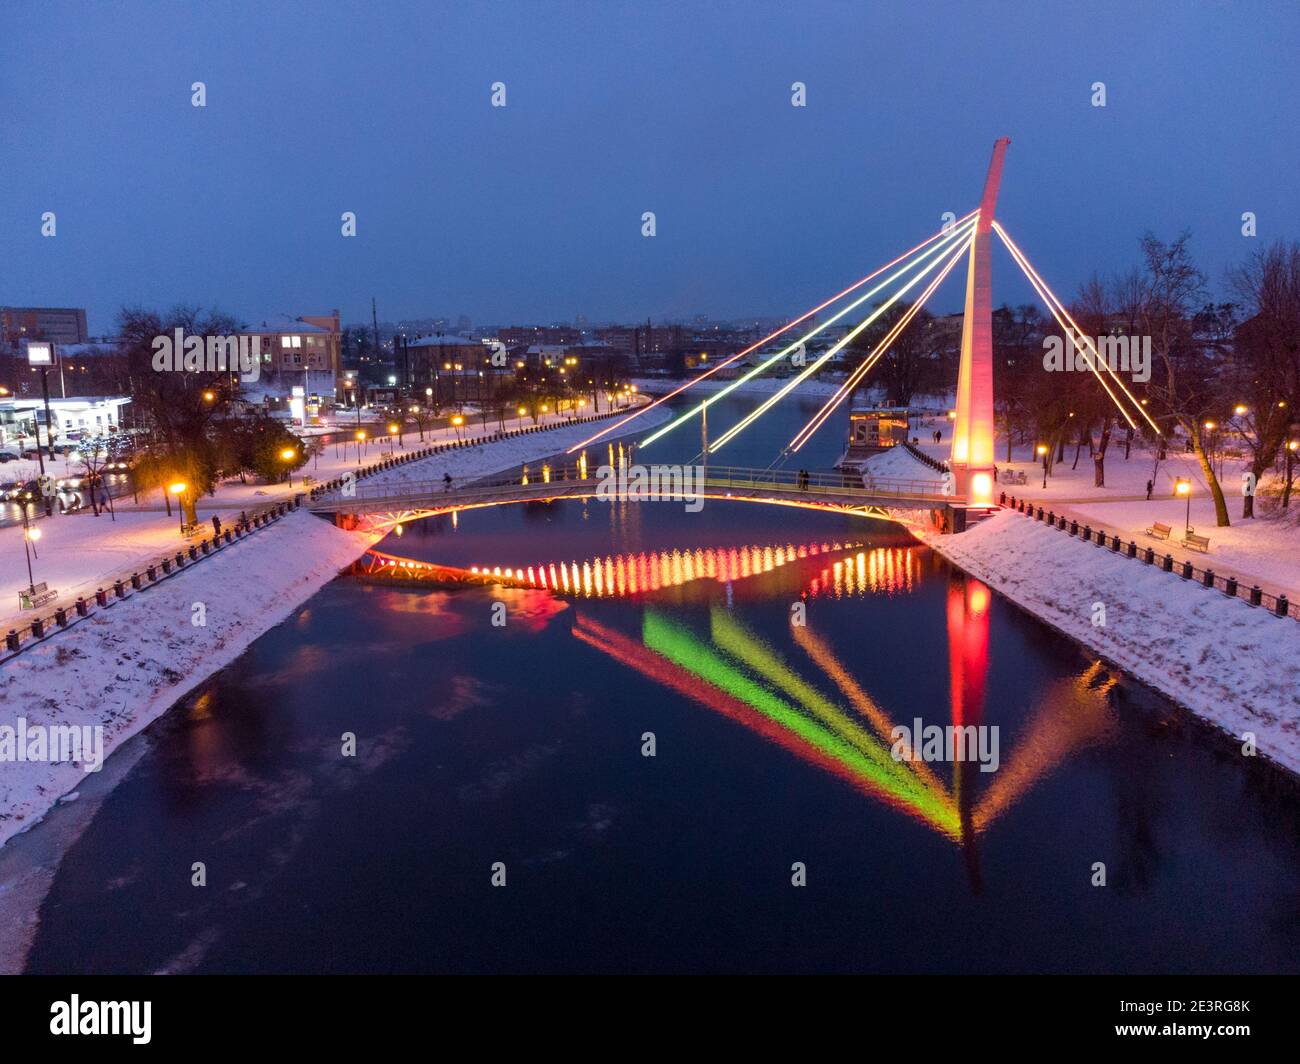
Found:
<box><xmin>947</xmin><ymin>577</ymin><xmax>990</xmax><ymax>728</ymax></box>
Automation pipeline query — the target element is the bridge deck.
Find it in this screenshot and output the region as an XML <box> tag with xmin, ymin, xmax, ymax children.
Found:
<box><xmin>308</xmin><ymin>463</ymin><xmax>952</xmax><ymax>516</ymax></box>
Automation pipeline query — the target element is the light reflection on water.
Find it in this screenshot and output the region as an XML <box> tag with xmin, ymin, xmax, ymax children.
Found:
<box><xmin>362</xmin><ymin>541</ymin><xmax>922</xmax><ymax>599</ymax></box>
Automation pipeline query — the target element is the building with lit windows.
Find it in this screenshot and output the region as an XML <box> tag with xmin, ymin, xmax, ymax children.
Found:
<box><xmin>238</xmin><ymin>311</ymin><xmax>341</xmax><ymax>407</ymax></box>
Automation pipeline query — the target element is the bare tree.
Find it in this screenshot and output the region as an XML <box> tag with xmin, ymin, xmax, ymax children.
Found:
<box><xmin>1227</xmin><ymin>241</ymin><xmax>1300</xmax><ymax>517</ymax></box>
<box><xmin>1137</xmin><ymin>233</ymin><xmax>1232</xmax><ymax>527</ymax></box>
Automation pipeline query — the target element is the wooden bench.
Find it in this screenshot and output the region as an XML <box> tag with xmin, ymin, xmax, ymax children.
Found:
<box><xmin>1144</xmin><ymin>521</ymin><xmax>1172</xmax><ymax>540</ymax></box>
<box><xmin>1181</xmin><ymin>531</ymin><xmax>1210</xmax><ymax>553</ymax></box>
<box><xmin>18</xmin><ymin>582</ymin><xmax>57</xmax><ymax>609</ymax></box>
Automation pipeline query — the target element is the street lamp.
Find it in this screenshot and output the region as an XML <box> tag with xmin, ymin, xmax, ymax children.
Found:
<box><xmin>20</xmin><ymin>513</ymin><xmax>41</xmax><ymax>597</ymax></box>
<box><xmin>169</xmin><ymin>481</ymin><xmax>187</xmax><ymax>535</ymax></box>
<box><xmin>280</xmin><ymin>447</ymin><xmax>296</xmax><ymax>486</ymax></box>
<box><xmin>1175</xmin><ymin>477</ymin><xmax>1192</xmax><ymax>535</ymax></box>
<box><xmin>355</xmin><ymin>429</ymin><xmax>367</xmax><ymax>465</ymax></box>
<box><xmin>1036</xmin><ymin>443</ymin><xmax>1049</xmax><ymax>489</ymax></box>
<box><xmin>451</xmin><ymin>414</ymin><xmax>464</xmax><ymax>440</ymax></box>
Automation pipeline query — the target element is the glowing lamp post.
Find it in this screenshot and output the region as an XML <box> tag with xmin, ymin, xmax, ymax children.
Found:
<box><xmin>1036</xmin><ymin>443</ymin><xmax>1049</xmax><ymax>489</ymax></box>
<box><xmin>387</xmin><ymin>422</ymin><xmax>400</xmax><ymax>454</ymax></box>
<box><xmin>1175</xmin><ymin>478</ymin><xmax>1192</xmax><ymax>535</ymax></box>
<box><xmin>280</xmin><ymin>447</ymin><xmax>296</xmax><ymax>486</ymax></box>
<box><xmin>168</xmin><ymin>481</ymin><xmax>187</xmax><ymax>534</ymax></box>
<box><xmin>355</xmin><ymin>429</ymin><xmax>367</xmax><ymax>466</ymax></box>
<box><xmin>451</xmin><ymin>414</ymin><xmax>464</xmax><ymax>441</ymax></box>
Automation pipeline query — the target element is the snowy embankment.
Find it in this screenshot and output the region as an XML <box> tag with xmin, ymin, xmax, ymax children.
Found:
<box><xmin>0</xmin><ymin>514</ymin><xmax>378</xmax><ymax>848</ymax></box>
<box><xmin>349</xmin><ymin>403</ymin><xmax>672</xmax><ymax>493</ymax></box>
<box><xmin>915</xmin><ymin>511</ymin><xmax>1300</xmax><ymax>776</ymax></box>
<box><xmin>0</xmin><ymin>405</ymin><xmax>673</xmax><ymax>850</ymax></box>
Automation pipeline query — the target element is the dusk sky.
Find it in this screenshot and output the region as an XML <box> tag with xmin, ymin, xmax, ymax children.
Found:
<box><xmin>4</xmin><ymin>0</ymin><xmax>1297</xmax><ymax>334</ymax></box>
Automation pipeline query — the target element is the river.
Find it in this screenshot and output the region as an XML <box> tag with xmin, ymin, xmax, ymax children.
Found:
<box><xmin>14</xmin><ymin>394</ymin><xmax>1300</xmax><ymax>973</ymax></box>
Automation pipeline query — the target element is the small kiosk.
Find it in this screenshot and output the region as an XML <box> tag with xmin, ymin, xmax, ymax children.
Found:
<box><xmin>837</xmin><ymin>406</ymin><xmax>910</xmax><ymax>471</ymax></box>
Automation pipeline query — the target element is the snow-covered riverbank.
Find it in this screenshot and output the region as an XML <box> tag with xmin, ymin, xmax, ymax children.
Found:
<box><xmin>0</xmin><ymin>513</ymin><xmax>378</xmax><ymax>849</ymax></box>
<box><xmin>914</xmin><ymin>510</ymin><xmax>1300</xmax><ymax>777</ymax></box>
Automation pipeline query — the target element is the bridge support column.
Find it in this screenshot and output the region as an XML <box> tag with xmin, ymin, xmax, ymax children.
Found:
<box><xmin>950</xmin><ymin>137</ymin><xmax>1009</xmax><ymax>505</ymax></box>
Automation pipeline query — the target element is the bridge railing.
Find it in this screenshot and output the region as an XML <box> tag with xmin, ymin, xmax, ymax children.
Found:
<box><xmin>311</xmin><ymin>462</ymin><xmax>949</xmax><ymax>510</ymax></box>
<box><xmin>698</xmin><ymin>464</ymin><xmax>947</xmax><ymax>499</ymax></box>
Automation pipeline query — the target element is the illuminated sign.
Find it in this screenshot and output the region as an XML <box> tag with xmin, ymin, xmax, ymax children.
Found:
<box><xmin>26</xmin><ymin>341</ymin><xmax>54</xmax><ymax>366</ymax></box>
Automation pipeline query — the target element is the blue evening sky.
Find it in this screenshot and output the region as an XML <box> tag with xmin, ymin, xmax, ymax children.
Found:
<box><xmin>2</xmin><ymin>0</ymin><xmax>1296</xmax><ymax>332</ymax></box>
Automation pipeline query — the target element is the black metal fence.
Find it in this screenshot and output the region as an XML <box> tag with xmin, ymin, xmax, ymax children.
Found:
<box><xmin>999</xmin><ymin>492</ymin><xmax>1295</xmax><ymax>622</ymax></box>
<box><xmin>901</xmin><ymin>440</ymin><xmax>949</xmax><ymax>474</ymax></box>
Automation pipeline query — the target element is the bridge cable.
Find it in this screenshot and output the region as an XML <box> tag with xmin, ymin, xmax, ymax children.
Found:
<box><xmin>565</xmin><ymin>210</ymin><xmax>979</xmax><ymax>455</ymax></box>
<box><xmin>706</xmin><ymin>222</ymin><xmax>978</xmax><ymax>454</ymax></box>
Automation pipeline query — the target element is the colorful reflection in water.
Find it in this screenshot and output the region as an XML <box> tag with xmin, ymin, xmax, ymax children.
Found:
<box><xmin>572</xmin><ymin>571</ymin><xmax>1118</xmax><ymax>849</ymax></box>
<box><xmin>361</xmin><ymin>534</ymin><xmax>1118</xmax><ymax>849</ymax></box>
<box><xmin>470</xmin><ymin>541</ymin><xmax>861</xmax><ymax>597</ymax></box>
<box><xmin>366</xmin><ymin>543</ymin><xmax>922</xmax><ymax>599</ymax></box>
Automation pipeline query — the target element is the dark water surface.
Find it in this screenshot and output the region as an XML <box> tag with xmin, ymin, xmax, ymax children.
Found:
<box><xmin>21</xmin><ymin>396</ymin><xmax>1300</xmax><ymax>973</ymax></box>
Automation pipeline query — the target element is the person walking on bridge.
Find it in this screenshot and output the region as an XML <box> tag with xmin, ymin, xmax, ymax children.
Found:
<box><xmin>443</xmin><ymin>472</ymin><xmax>453</xmax><ymax>492</ymax></box>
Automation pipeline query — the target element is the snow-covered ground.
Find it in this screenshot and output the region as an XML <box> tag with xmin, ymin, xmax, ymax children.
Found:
<box><xmin>912</xmin><ymin>511</ymin><xmax>1300</xmax><ymax>777</ymax></box>
<box><xmin>876</xmin><ymin>421</ymin><xmax>1300</xmax><ymax>599</ymax></box>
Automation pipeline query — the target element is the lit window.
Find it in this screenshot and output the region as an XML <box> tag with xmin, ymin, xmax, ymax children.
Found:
<box><xmin>281</xmin><ymin>336</ymin><xmax>291</xmax><ymax>349</ymax></box>
<box><xmin>291</xmin><ymin>336</ymin><xmax>302</xmax><ymax>349</ymax></box>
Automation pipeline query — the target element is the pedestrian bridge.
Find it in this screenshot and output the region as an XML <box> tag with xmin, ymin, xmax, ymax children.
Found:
<box><xmin>308</xmin><ymin>463</ymin><xmax>954</xmax><ymax>533</ymax></box>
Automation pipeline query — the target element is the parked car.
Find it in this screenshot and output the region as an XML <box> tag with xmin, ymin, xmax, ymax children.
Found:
<box><xmin>0</xmin><ymin>448</ymin><xmax>20</xmax><ymax>463</ymax></box>
<box><xmin>0</xmin><ymin>480</ymin><xmax>23</xmax><ymax>501</ymax></box>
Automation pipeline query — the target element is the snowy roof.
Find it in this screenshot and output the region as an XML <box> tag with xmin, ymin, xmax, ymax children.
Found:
<box><xmin>241</xmin><ymin>315</ymin><xmax>327</xmax><ymax>334</ymax></box>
